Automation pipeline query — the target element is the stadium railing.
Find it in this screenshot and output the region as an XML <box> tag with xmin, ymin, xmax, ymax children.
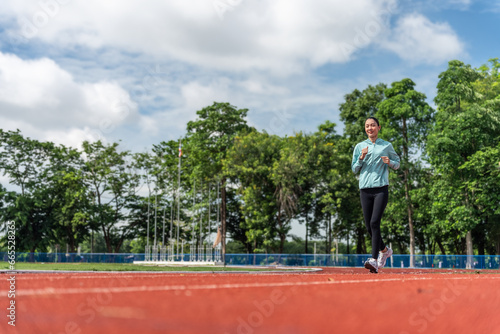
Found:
<box><xmin>2</xmin><ymin>252</ymin><xmax>499</xmax><ymax>269</ymax></box>
<box><xmin>224</xmin><ymin>254</ymin><xmax>500</xmax><ymax>269</ymax></box>
<box><xmin>1</xmin><ymin>252</ymin><xmax>143</xmax><ymax>264</ymax></box>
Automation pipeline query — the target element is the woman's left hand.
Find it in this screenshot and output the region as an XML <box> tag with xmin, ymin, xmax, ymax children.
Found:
<box><xmin>381</xmin><ymin>156</ymin><xmax>390</xmax><ymax>164</ymax></box>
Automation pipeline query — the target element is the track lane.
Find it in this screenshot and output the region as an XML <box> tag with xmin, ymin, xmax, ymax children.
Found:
<box><xmin>1</xmin><ymin>268</ymin><xmax>500</xmax><ymax>334</ymax></box>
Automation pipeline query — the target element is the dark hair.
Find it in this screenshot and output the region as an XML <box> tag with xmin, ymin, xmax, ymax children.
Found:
<box><xmin>365</xmin><ymin>117</ymin><xmax>380</xmax><ymax>126</ymax></box>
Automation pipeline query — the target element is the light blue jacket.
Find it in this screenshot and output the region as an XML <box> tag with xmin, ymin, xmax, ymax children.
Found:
<box><xmin>351</xmin><ymin>138</ymin><xmax>400</xmax><ymax>189</ymax></box>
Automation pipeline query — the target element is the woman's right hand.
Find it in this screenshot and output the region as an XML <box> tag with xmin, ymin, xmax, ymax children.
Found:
<box><xmin>360</xmin><ymin>146</ymin><xmax>368</xmax><ymax>160</ymax></box>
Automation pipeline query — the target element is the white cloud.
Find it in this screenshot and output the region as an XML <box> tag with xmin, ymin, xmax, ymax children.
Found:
<box><xmin>181</xmin><ymin>80</ymin><xmax>231</xmax><ymax>113</ymax></box>
<box><xmin>4</xmin><ymin>0</ymin><xmax>397</xmax><ymax>74</ymax></box>
<box><xmin>44</xmin><ymin>127</ymin><xmax>98</xmax><ymax>150</ymax></box>
<box><xmin>380</xmin><ymin>14</ymin><xmax>465</xmax><ymax>64</ymax></box>
<box><xmin>239</xmin><ymin>79</ymin><xmax>289</xmax><ymax>95</ymax></box>
<box><xmin>0</xmin><ymin>0</ymin><xmax>471</xmax><ymax>154</ymax></box>
<box><xmin>0</xmin><ymin>51</ymin><xmax>141</xmax><ymax>148</ymax></box>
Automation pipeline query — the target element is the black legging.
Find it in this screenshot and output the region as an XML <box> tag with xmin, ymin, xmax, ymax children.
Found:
<box><xmin>360</xmin><ymin>186</ymin><xmax>388</xmax><ymax>260</ymax></box>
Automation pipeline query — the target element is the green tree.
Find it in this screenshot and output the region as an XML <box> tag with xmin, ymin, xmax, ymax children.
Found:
<box><xmin>428</xmin><ymin>60</ymin><xmax>498</xmax><ymax>263</ymax></box>
<box><xmin>475</xmin><ymin>58</ymin><xmax>500</xmax><ymax>104</ymax></box>
<box><xmin>186</xmin><ymin>102</ymin><xmax>251</xmax><ymax>261</ymax></box>
<box><xmin>377</xmin><ymin>78</ymin><xmax>433</xmax><ymax>266</ymax></box>
<box><xmin>461</xmin><ymin>144</ymin><xmax>500</xmax><ymax>254</ymax></box>
<box><xmin>306</xmin><ymin>121</ymin><xmax>342</xmax><ymax>254</ymax></box>
<box><xmin>0</xmin><ymin>130</ymin><xmax>57</xmax><ymax>252</ymax></box>
<box><xmin>47</xmin><ymin>145</ymin><xmax>93</xmax><ymax>252</ymax></box>
<box><xmin>224</xmin><ymin>130</ymin><xmax>281</xmax><ymax>253</ymax></box>
<box><xmin>0</xmin><ymin>130</ymin><xmax>94</xmax><ymax>253</ymax></box>
<box><xmin>82</xmin><ymin>140</ymin><xmax>141</xmax><ymax>253</ymax></box>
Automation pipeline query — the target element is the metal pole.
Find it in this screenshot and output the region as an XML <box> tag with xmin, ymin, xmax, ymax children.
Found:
<box><xmin>147</xmin><ymin>175</ymin><xmax>150</xmax><ymax>248</ymax></box>
<box><xmin>192</xmin><ymin>180</ymin><xmax>196</xmax><ymax>261</ymax></box>
<box><xmin>170</xmin><ymin>188</ymin><xmax>173</xmax><ymax>244</ymax></box>
<box><xmin>217</xmin><ymin>179</ymin><xmax>220</xmax><ymax>261</ymax></box>
<box><xmin>208</xmin><ymin>183</ymin><xmax>211</xmax><ymax>244</ymax></box>
<box><xmin>162</xmin><ymin>205</ymin><xmax>166</xmax><ymax>246</ymax></box>
<box><xmin>154</xmin><ymin>191</ymin><xmax>157</xmax><ymax>248</ymax></box>
<box><xmin>177</xmin><ymin>139</ymin><xmax>181</xmax><ymax>259</ymax></box>
<box><xmin>199</xmin><ymin>182</ymin><xmax>203</xmax><ymax>246</ymax></box>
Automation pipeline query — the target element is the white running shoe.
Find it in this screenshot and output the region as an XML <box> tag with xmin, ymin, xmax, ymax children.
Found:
<box><xmin>364</xmin><ymin>258</ymin><xmax>378</xmax><ymax>273</ymax></box>
<box><xmin>377</xmin><ymin>247</ymin><xmax>393</xmax><ymax>268</ymax></box>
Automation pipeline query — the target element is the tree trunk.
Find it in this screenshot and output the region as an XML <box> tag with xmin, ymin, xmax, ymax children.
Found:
<box><xmin>466</xmin><ymin>230</ymin><xmax>473</xmax><ymax>269</ymax></box>
<box><xmin>475</xmin><ymin>221</ymin><xmax>485</xmax><ymax>256</ymax></box>
<box><xmin>406</xmin><ymin>178</ymin><xmax>415</xmax><ymax>267</ymax></box>
<box><xmin>328</xmin><ymin>214</ymin><xmax>332</xmax><ymax>254</ymax></box>
<box><xmin>398</xmin><ymin>241</ymin><xmax>406</xmax><ymax>254</ymax></box>
<box><xmin>246</xmin><ymin>242</ymin><xmax>252</xmax><ymax>254</ymax></box>
<box><xmin>277</xmin><ymin>205</ymin><xmax>284</xmax><ymax>254</ymax></box>
<box><xmin>435</xmin><ymin>237</ymin><xmax>445</xmax><ymax>255</ymax></box>
<box><xmin>280</xmin><ymin>233</ymin><xmax>286</xmax><ymax>254</ymax></box>
<box><xmin>305</xmin><ymin>213</ymin><xmax>309</xmax><ymax>254</ymax></box>
<box><xmin>114</xmin><ymin>235</ymin><xmax>124</xmax><ymax>253</ymax></box>
<box><xmin>464</xmin><ymin>183</ymin><xmax>473</xmax><ymax>268</ymax></box>
<box><xmin>103</xmin><ymin>226</ymin><xmax>112</xmax><ymax>253</ymax></box>
<box><xmin>346</xmin><ymin>231</ymin><xmax>350</xmax><ymax>255</ymax></box>
<box><xmin>221</xmin><ymin>177</ymin><xmax>227</xmax><ymax>265</ymax></box>
<box><xmin>67</xmin><ymin>225</ymin><xmax>76</xmax><ymax>253</ymax></box>
<box><xmin>30</xmin><ymin>245</ymin><xmax>36</xmax><ymax>262</ymax></box>
<box><xmin>253</xmin><ymin>239</ymin><xmax>257</xmax><ymax>265</ymax></box>
<box><xmin>356</xmin><ymin>226</ymin><xmax>366</xmax><ymax>254</ymax></box>
<box><xmin>417</xmin><ymin>234</ymin><xmax>426</xmax><ymax>254</ymax></box>
<box><xmin>477</xmin><ymin>240</ymin><xmax>485</xmax><ymax>256</ymax></box>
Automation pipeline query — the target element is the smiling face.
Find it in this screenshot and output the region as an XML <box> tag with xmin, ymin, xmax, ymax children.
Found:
<box><xmin>365</xmin><ymin>118</ymin><xmax>381</xmax><ymax>141</ymax></box>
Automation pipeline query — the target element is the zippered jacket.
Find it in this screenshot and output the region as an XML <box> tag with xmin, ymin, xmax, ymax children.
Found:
<box><xmin>351</xmin><ymin>138</ymin><xmax>400</xmax><ymax>189</ymax></box>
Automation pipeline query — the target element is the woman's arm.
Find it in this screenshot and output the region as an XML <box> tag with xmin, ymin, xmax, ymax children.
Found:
<box><xmin>351</xmin><ymin>144</ymin><xmax>364</xmax><ymax>174</ymax></box>
<box><xmin>387</xmin><ymin>143</ymin><xmax>400</xmax><ymax>170</ymax></box>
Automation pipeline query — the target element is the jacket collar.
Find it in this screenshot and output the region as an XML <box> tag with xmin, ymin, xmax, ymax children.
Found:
<box><xmin>365</xmin><ymin>138</ymin><xmax>383</xmax><ymax>145</ymax></box>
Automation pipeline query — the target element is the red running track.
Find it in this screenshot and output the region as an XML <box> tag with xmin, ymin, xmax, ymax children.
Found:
<box><xmin>1</xmin><ymin>267</ymin><xmax>500</xmax><ymax>334</ymax></box>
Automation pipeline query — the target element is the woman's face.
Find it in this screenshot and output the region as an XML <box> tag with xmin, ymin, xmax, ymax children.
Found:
<box><xmin>365</xmin><ymin>118</ymin><xmax>381</xmax><ymax>139</ymax></box>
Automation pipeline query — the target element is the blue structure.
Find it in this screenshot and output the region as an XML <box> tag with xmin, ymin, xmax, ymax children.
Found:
<box><xmin>3</xmin><ymin>252</ymin><xmax>500</xmax><ymax>270</ymax></box>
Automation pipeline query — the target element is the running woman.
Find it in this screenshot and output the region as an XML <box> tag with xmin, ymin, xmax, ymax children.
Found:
<box><xmin>351</xmin><ymin>117</ymin><xmax>400</xmax><ymax>273</ymax></box>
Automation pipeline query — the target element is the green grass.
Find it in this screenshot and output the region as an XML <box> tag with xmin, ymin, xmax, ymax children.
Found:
<box><xmin>0</xmin><ymin>261</ymin><xmax>283</xmax><ymax>272</ymax></box>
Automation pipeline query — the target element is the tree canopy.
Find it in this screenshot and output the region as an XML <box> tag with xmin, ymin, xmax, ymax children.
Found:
<box><xmin>1</xmin><ymin>58</ymin><xmax>499</xmax><ymax>257</ymax></box>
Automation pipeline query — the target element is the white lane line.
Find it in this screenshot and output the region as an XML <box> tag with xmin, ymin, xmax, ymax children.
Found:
<box><xmin>6</xmin><ymin>276</ymin><xmax>499</xmax><ymax>297</ymax></box>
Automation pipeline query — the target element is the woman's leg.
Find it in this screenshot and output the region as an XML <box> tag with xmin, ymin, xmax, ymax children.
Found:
<box><xmin>360</xmin><ymin>189</ymin><xmax>375</xmax><ymax>256</ymax></box>
<box><xmin>369</xmin><ymin>187</ymin><xmax>389</xmax><ymax>259</ymax></box>
<box><xmin>360</xmin><ymin>187</ymin><xmax>389</xmax><ymax>260</ymax></box>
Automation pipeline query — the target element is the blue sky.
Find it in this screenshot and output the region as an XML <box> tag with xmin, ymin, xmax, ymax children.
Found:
<box><xmin>0</xmin><ymin>0</ymin><xmax>499</xmax><ymax>237</ymax></box>
<box><xmin>1</xmin><ymin>0</ymin><xmax>498</xmax><ymax>153</ymax></box>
